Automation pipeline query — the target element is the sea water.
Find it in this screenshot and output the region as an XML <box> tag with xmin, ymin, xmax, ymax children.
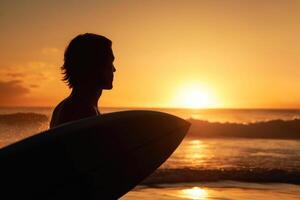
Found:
<box><xmin>0</xmin><ymin>107</ymin><xmax>300</xmax><ymax>199</ymax></box>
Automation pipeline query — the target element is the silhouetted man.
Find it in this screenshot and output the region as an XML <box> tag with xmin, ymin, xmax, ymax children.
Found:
<box><xmin>50</xmin><ymin>33</ymin><xmax>116</xmax><ymax>128</ymax></box>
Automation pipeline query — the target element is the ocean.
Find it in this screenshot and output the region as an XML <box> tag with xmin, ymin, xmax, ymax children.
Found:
<box><xmin>0</xmin><ymin>107</ymin><xmax>300</xmax><ymax>199</ymax></box>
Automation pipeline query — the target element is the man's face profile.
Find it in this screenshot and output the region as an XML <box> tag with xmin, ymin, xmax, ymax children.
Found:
<box><xmin>94</xmin><ymin>47</ymin><xmax>116</xmax><ymax>90</ymax></box>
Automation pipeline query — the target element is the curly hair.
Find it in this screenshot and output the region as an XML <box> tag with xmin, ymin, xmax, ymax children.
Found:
<box><xmin>61</xmin><ymin>33</ymin><xmax>112</xmax><ymax>88</ymax></box>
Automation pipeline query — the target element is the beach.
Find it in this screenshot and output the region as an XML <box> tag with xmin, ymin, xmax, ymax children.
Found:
<box><xmin>122</xmin><ymin>182</ymin><xmax>300</xmax><ymax>200</ymax></box>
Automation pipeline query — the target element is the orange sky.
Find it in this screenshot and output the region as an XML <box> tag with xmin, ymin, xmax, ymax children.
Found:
<box><xmin>1</xmin><ymin>0</ymin><xmax>300</xmax><ymax>108</ymax></box>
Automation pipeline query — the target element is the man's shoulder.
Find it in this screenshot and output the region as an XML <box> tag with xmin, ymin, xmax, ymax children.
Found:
<box><xmin>54</xmin><ymin>97</ymin><xmax>95</xmax><ymax>116</ymax></box>
<box><xmin>50</xmin><ymin>97</ymin><xmax>97</xmax><ymax>128</ymax></box>
<box><xmin>52</xmin><ymin>98</ymin><xmax>73</xmax><ymax>115</ymax></box>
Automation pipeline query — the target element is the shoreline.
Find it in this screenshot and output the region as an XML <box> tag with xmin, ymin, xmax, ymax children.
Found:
<box><xmin>122</xmin><ymin>181</ymin><xmax>300</xmax><ymax>200</ymax></box>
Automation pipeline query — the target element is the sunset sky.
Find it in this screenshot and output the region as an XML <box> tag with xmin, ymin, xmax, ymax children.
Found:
<box><xmin>1</xmin><ymin>0</ymin><xmax>300</xmax><ymax>108</ymax></box>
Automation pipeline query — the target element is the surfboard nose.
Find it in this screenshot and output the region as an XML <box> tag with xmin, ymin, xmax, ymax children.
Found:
<box><xmin>174</xmin><ymin>116</ymin><xmax>191</xmax><ymax>131</ymax></box>
<box><xmin>154</xmin><ymin>111</ymin><xmax>191</xmax><ymax>135</ymax></box>
<box><xmin>129</xmin><ymin>110</ymin><xmax>191</xmax><ymax>138</ymax></box>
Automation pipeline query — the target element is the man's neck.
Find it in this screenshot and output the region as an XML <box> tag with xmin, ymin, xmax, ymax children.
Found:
<box><xmin>70</xmin><ymin>87</ymin><xmax>102</xmax><ymax>107</ymax></box>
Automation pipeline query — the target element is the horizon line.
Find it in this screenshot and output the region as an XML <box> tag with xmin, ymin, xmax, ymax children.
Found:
<box><xmin>0</xmin><ymin>106</ymin><xmax>300</xmax><ymax>110</ymax></box>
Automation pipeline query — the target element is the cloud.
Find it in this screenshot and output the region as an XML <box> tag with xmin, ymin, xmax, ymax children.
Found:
<box><xmin>0</xmin><ymin>61</ymin><xmax>57</xmax><ymax>83</ymax></box>
<box><xmin>6</xmin><ymin>72</ymin><xmax>25</xmax><ymax>78</ymax></box>
<box><xmin>41</xmin><ymin>47</ymin><xmax>61</xmax><ymax>56</ymax></box>
<box><xmin>29</xmin><ymin>84</ymin><xmax>39</xmax><ymax>88</ymax></box>
<box><xmin>0</xmin><ymin>61</ymin><xmax>61</xmax><ymax>106</ymax></box>
<box><xmin>0</xmin><ymin>80</ymin><xmax>30</xmax><ymax>105</ymax></box>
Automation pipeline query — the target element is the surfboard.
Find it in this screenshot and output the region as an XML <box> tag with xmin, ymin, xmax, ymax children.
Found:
<box><xmin>0</xmin><ymin>110</ymin><xmax>190</xmax><ymax>199</ymax></box>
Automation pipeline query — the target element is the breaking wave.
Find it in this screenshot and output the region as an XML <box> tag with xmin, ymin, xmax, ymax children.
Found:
<box><xmin>143</xmin><ymin>168</ymin><xmax>300</xmax><ymax>185</ymax></box>
<box><xmin>188</xmin><ymin>118</ymin><xmax>300</xmax><ymax>139</ymax></box>
<box><xmin>0</xmin><ymin>113</ymin><xmax>48</xmax><ymax>125</ymax></box>
<box><xmin>1</xmin><ymin>112</ymin><xmax>300</xmax><ymax>139</ymax></box>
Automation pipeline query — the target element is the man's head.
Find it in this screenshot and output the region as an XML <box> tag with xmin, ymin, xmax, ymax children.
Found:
<box><xmin>62</xmin><ymin>33</ymin><xmax>116</xmax><ymax>90</ymax></box>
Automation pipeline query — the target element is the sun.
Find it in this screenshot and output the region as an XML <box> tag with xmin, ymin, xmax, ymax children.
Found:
<box><xmin>174</xmin><ymin>84</ymin><xmax>217</xmax><ymax>109</ymax></box>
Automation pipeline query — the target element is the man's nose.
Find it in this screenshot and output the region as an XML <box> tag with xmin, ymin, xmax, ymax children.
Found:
<box><xmin>113</xmin><ymin>66</ymin><xmax>116</xmax><ymax>72</ymax></box>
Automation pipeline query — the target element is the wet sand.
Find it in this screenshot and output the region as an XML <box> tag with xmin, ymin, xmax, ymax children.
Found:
<box><xmin>121</xmin><ymin>181</ymin><xmax>300</xmax><ymax>200</ymax></box>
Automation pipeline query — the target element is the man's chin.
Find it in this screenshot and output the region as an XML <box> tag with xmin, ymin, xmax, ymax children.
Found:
<box><xmin>102</xmin><ymin>84</ymin><xmax>113</xmax><ymax>90</ymax></box>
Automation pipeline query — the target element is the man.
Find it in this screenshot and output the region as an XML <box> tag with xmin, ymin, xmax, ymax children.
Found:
<box><xmin>50</xmin><ymin>33</ymin><xmax>116</xmax><ymax>128</ymax></box>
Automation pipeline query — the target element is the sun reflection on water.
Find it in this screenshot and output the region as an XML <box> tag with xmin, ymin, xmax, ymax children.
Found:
<box><xmin>188</xmin><ymin>140</ymin><xmax>206</xmax><ymax>162</ymax></box>
<box><xmin>180</xmin><ymin>187</ymin><xmax>208</xmax><ymax>199</ymax></box>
